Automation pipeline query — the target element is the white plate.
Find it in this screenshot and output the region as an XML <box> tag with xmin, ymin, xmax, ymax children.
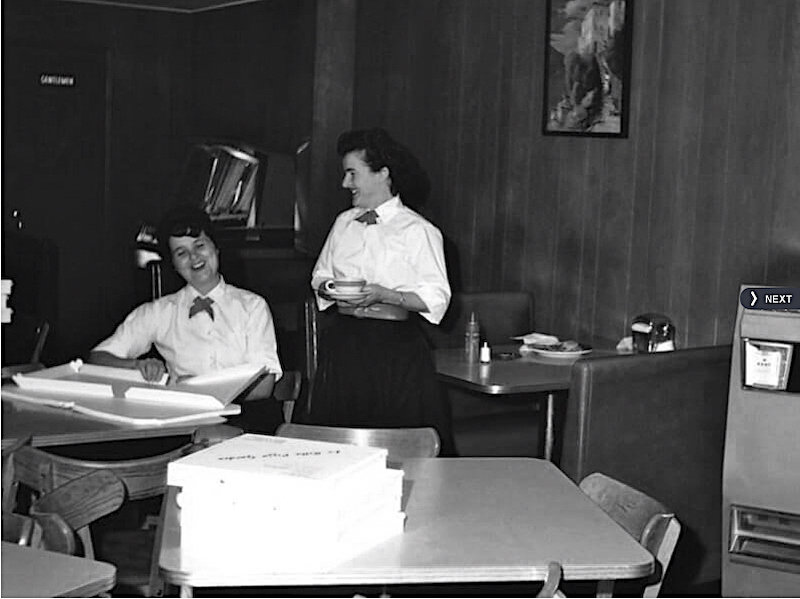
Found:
<box><xmin>512</xmin><ymin>333</ymin><xmax>560</xmax><ymax>346</ymax></box>
<box><xmin>520</xmin><ymin>344</ymin><xmax>592</xmax><ymax>359</ymax></box>
<box><xmin>327</xmin><ymin>289</ymin><xmax>369</xmax><ymax>301</ymax></box>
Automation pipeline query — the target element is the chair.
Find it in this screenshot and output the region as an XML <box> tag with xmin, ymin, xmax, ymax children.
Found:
<box><xmin>10</xmin><ymin>440</ymin><xmax>193</xmax><ymax>597</ymax></box>
<box><xmin>4</xmin><ymin>470</ymin><xmax>126</xmax><ymax>556</ymax></box>
<box><xmin>274</xmin><ymin>369</ymin><xmax>303</xmax><ymax>422</ymax></box>
<box><xmin>1</xmin><ymin>313</ymin><xmax>50</xmax><ymax>377</ymax></box>
<box><xmin>301</xmin><ymin>293</ymin><xmax>333</xmax><ymax>416</ymax></box>
<box><xmin>275</xmin><ymin>423</ymin><xmax>441</xmax><ymax>463</ymax></box>
<box><xmin>3</xmin><ymin>512</ymin><xmax>45</xmax><ymax>547</ymax></box>
<box><xmin>537</xmin><ymin>561</ymin><xmax>564</xmax><ymax>598</ymax></box>
<box><xmin>579</xmin><ymin>473</ymin><xmax>681</xmax><ymax>597</ymax></box>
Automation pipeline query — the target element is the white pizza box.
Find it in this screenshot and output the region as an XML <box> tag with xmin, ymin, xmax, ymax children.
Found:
<box><xmin>167</xmin><ymin>434</ymin><xmax>389</xmax><ymax>494</ymax></box>
<box><xmin>175</xmin><ymin>465</ymin><xmax>403</xmax><ymax>513</ymax></box>
<box><xmin>180</xmin><ymin>508</ymin><xmax>406</xmax><ymax>573</ymax></box>
<box><xmin>178</xmin><ymin>469</ymin><xmax>403</xmax><ymax>540</ymax></box>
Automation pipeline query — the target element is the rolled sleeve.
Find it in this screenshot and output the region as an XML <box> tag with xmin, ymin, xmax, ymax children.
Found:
<box><xmin>93</xmin><ymin>303</ymin><xmax>158</xmax><ymax>359</ymax></box>
<box><xmin>406</xmin><ymin>224</ymin><xmax>450</xmax><ymax>324</ymax></box>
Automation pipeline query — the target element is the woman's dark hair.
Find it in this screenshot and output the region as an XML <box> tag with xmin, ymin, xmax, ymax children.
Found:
<box><xmin>156</xmin><ymin>205</ymin><xmax>219</xmax><ymax>258</ymax></box>
<box><xmin>336</xmin><ymin>128</ymin><xmax>430</xmax><ymax>207</ymax></box>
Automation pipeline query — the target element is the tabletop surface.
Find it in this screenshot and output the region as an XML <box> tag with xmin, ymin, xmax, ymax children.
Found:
<box><xmin>1</xmin><ymin>541</ymin><xmax>117</xmax><ymax>597</ymax></box>
<box><xmin>434</xmin><ymin>345</ymin><xmax>604</xmax><ymax>394</ymax></box>
<box><xmin>160</xmin><ymin>457</ymin><xmax>653</xmax><ymax>588</ymax></box>
<box><xmin>1</xmin><ymin>390</ymin><xmax>222</xmax><ymax>450</ymax></box>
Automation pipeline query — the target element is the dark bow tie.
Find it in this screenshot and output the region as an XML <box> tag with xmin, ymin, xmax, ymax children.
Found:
<box><xmin>189</xmin><ymin>296</ymin><xmax>215</xmax><ymax>320</ymax></box>
<box><xmin>356</xmin><ymin>210</ymin><xmax>378</xmax><ymax>225</ymax></box>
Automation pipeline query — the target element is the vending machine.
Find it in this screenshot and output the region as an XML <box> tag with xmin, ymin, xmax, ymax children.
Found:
<box><xmin>722</xmin><ymin>285</ymin><xmax>800</xmax><ymax>596</ymax></box>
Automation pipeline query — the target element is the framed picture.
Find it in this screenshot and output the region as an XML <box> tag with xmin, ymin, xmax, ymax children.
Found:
<box><xmin>542</xmin><ymin>0</ymin><xmax>633</xmax><ymax>137</ymax></box>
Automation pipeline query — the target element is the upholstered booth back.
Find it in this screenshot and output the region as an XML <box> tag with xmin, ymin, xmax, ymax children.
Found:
<box><xmin>560</xmin><ymin>345</ymin><xmax>732</xmax><ymax>594</ymax></box>
<box><xmin>422</xmin><ymin>291</ymin><xmax>535</xmax><ymax>349</ymax></box>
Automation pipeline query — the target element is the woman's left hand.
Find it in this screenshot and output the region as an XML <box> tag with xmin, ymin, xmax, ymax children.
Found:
<box><xmin>334</xmin><ymin>283</ymin><xmax>387</xmax><ymax>308</ymax></box>
<box><xmin>353</xmin><ymin>283</ymin><xmax>389</xmax><ymax>306</ymax></box>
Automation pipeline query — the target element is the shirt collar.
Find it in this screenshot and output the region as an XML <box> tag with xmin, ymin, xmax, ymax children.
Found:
<box><xmin>185</xmin><ymin>276</ymin><xmax>225</xmax><ymax>302</ymax></box>
<box><xmin>372</xmin><ymin>195</ymin><xmax>403</xmax><ymax>222</ymax></box>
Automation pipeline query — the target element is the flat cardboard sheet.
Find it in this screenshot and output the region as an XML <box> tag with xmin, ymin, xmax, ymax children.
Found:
<box><xmin>2</xmin><ymin>361</ymin><xmax>265</xmax><ymax>427</ymax></box>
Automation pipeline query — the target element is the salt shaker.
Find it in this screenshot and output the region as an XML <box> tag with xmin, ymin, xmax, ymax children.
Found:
<box><xmin>480</xmin><ymin>341</ymin><xmax>491</xmax><ymax>363</ymax></box>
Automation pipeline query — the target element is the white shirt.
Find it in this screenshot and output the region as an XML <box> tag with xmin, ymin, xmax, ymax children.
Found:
<box><xmin>311</xmin><ymin>196</ymin><xmax>451</xmax><ymax>324</ymax></box>
<box><xmin>94</xmin><ymin>278</ymin><xmax>282</xmax><ymax>378</ymax></box>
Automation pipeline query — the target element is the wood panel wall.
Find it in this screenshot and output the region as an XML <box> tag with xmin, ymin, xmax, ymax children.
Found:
<box><xmin>5</xmin><ymin>0</ymin><xmax>797</xmax><ymax>357</ymax></box>
<box><xmin>346</xmin><ymin>0</ymin><xmax>800</xmax><ymax>348</ymax></box>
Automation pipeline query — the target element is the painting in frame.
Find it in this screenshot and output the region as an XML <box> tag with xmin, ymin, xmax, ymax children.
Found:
<box><xmin>542</xmin><ymin>0</ymin><xmax>633</xmax><ymax>137</ymax></box>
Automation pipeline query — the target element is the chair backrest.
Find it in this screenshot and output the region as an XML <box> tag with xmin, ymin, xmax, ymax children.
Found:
<box><xmin>2</xmin><ymin>511</ymin><xmax>44</xmax><ymax>547</ymax></box>
<box><xmin>12</xmin><ymin>443</ymin><xmax>191</xmax><ymax>501</ymax></box>
<box><xmin>1</xmin><ymin>313</ymin><xmax>50</xmax><ymax>374</ymax></box>
<box><xmin>3</xmin><ymin>469</ymin><xmax>125</xmax><ymax>556</ymax></box>
<box><xmin>275</xmin><ymin>423</ymin><xmax>441</xmax><ymax>463</ymax></box>
<box><xmin>536</xmin><ymin>561</ymin><xmax>564</xmax><ymax>598</ymax></box>
<box><xmin>273</xmin><ymin>369</ymin><xmax>303</xmax><ymax>422</ymax></box>
<box><xmin>580</xmin><ymin>472</ymin><xmax>681</xmax><ymax>598</ymax></box>
<box><xmin>422</xmin><ymin>291</ymin><xmax>535</xmax><ymax>349</ymax></box>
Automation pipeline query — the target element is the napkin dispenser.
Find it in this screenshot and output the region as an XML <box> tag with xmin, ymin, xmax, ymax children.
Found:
<box><xmin>631</xmin><ymin>313</ymin><xmax>675</xmax><ymax>353</ymax></box>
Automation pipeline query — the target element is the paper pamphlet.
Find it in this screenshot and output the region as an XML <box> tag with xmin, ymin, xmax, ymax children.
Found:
<box><xmin>180</xmin><ymin>363</ymin><xmax>263</xmax><ymax>386</ymax></box>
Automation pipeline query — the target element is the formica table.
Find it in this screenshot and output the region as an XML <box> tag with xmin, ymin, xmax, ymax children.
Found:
<box><xmin>435</xmin><ymin>346</ymin><xmax>614</xmax><ymax>459</ymax></box>
<box><xmin>160</xmin><ymin>457</ymin><xmax>653</xmax><ymax>597</ymax></box>
<box><xmin>1</xmin><ymin>541</ymin><xmax>117</xmax><ymax>597</ymax></box>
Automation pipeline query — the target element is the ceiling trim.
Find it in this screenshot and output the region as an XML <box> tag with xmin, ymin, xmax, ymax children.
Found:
<box><xmin>55</xmin><ymin>0</ymin><xmax>265</xmax><ymax>14</ymax></box>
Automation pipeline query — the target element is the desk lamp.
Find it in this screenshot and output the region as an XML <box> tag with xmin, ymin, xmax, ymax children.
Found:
<box><xmin>135</xmin><ymin>224</ymin><xmax>162</xmax><ymax>301</ymax></box>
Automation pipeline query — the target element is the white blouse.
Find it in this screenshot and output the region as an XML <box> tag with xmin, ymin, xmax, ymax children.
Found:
<box><xmin>93</xmin><ymin>278</ymin><xmax>282</xmax><ymax>378</ymax></box>
<box><xmin>311</xmin><ymin>196</ymin><xmax>451</xmax><ymax>324</ymax></box>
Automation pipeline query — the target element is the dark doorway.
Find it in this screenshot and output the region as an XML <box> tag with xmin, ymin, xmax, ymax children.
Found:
<box><xmin>3</xmin><ymin>43</ymin><xmax>108</xmax><ymax>364</ymax></box>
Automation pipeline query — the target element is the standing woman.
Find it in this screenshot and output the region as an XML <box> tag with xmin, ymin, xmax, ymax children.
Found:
<box><xmin>294</xmin><ymin>128</ymin><xmax>456</xmax><ymax>455</ymax></box>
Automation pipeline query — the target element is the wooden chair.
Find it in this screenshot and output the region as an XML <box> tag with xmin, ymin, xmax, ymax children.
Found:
<box><xmin>274</xmin><ymin>369</ymin><xmax>303</xmax><ymax>423</ymax></box>
<box><xmin>579</xmin><ymin>473</ymin><xmax>681</xmax><ymax>597</ymax></box>
<box><xmin>10</xmin><ymin>441</ymin><xmax>193</xmax><ymax>597</ymax></box>
<box><xmin>4</xmin><ymin>469</ymin><xmax>126</xmax><ymax>556</ymax></box>
<box><xmin>275</xmin><ymin>423</ymin><xmax>441</xmax><ymax>464</ymax></box>
<box><xmin>1</xmin><ymin>314</ymin><xmax>50</xmax><ymax>378</ymax></box>
<box><xmin>3</xmin><ymin>511</ymin><xmax>45</xmax><ymax>547</ymax></box>
<box><xmin>537</xmin><ymin>561</ymin><xmax>564</xmax><ymax>598</ymax></box>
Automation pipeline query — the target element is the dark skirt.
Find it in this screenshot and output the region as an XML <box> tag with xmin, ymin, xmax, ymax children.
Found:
<box><xmin>294</xmin><ymin>312</ymin><xmax>457</xmax><ymax>456</ymax></box>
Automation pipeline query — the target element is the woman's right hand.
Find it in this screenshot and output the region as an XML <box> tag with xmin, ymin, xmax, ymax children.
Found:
<box><xmin>318</xmin><ymin>279</ymin><xmax>335</xmax><ymax>300</ymax></box>
<box><xmin>135</xmin><ymin>357</ymin><xmax>167</xmax><ymax>382</ymax></box>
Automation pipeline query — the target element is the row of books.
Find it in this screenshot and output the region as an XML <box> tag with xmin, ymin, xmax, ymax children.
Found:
<box><xmin>167</xmin><ymin>434</ymin><xmax>406</xmax><ymax>570</ymax></box>
<box><xmin>201</xmin><ymin>145</ymin><xmax>260</xmax><ymax>223</ymax></box>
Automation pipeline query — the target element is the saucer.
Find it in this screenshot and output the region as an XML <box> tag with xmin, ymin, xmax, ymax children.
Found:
<box><xmin>327</xmin><ymin>289</ymin><xmax>369</xmax><ymax>301</ymax></box>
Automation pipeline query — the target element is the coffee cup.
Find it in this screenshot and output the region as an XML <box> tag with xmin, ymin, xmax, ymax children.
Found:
<box><xmin>323</xmin><ymin>278</ymin><xmax>366</xmax><ymax>294</ymax></box>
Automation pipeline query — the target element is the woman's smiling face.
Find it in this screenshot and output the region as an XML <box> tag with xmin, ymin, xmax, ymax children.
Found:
<box><xmin>169</xmin><ymin>232</ymin><xmax>220</xmax><ymax>294</ymax></box>
<box><xmin>341</xmin><ymin>150</ymin><xmax>391</xmax><ymax>210</ymax></box>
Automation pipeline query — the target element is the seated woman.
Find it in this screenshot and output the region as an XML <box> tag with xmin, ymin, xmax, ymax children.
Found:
<box><xmin>293</xmin><ymin>128</ymin><xmax>456</xmax><ymax>455</ymax></box>
<box><xmin>89</xmin><ymin>206</ymin><xmax>283</xmax><ymax>434</ymax></box>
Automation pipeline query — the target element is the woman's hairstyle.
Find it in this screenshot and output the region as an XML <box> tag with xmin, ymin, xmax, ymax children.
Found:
<box><xmin>337</xmin><ymin>128</ymin><xmax>430</xmax><ymax>207</ymax></box>
<box><xmin>156</xmin><ymin>205</ymin><xmax>219</xmax><ymax>258</ymax></box>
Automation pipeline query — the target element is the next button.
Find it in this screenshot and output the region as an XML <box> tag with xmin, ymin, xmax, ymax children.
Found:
<box><xmin>740</xmin><ymin>287</ymin><xmax>800</xmax><ymax>310</ymax></box>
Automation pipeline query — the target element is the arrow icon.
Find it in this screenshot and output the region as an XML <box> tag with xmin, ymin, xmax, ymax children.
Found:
<box><xmin>750</xmin><ymin>291</ymin><xmax>758</xmax><ymax>307</ymax></box>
